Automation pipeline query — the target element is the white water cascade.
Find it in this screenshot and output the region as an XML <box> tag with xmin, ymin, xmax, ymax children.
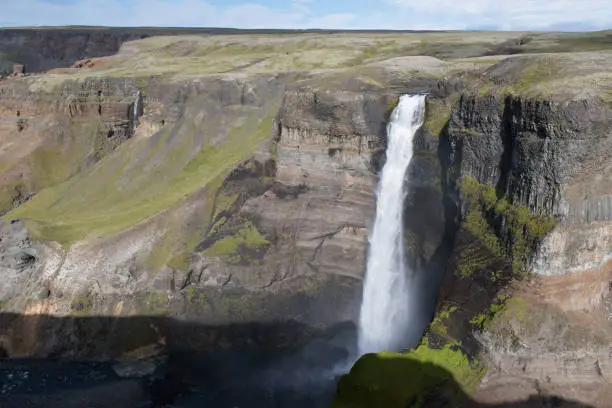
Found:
<box><xmin>133</xmin><ymin>90</ymin><xmax>141</xmax><ymax>131</ymax></box>
<box><xmin>358</xmin><ymin>94</ymin><xmax>426</xmax><ymax>355</ymax></box>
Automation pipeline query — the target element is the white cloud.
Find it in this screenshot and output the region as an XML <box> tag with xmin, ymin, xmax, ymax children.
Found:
<box><xmin>387</xmin><ymin>0</ymin><xmax>612</xmax><ymax>29</ymax></box>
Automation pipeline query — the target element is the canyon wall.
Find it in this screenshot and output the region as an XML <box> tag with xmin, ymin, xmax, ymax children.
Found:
<box><xmin>0</xmin><ymin>28</ymin><xmax>153</xmax><ymax>74</ymax></box>
<box><xmin>0</xmin><ymin>78</ymin><xmax>141</xmax><ymax>214</ymax></box>
<box><xmin>0</xmin><ymin>75</ymin><xmax>384</xmax><ymax>359</ymax></box>
<box><xmin>0</xmin><ymin>64</ymin><xmax>461</xmax><ymax>361</ymax></box>
<box><xmin>0</xmin><ymin>32</ymin><xmax>611</xmax><ymax>407</ymax></box>
<box><xmin>334</xmin><ymin>62</ymin><xmax>612</xmax><ymax>406</ymax></box>
<box><xmin>431</xmin><ymin>93</ymin><xmax>612</xmax><ymax>406</ymax></box>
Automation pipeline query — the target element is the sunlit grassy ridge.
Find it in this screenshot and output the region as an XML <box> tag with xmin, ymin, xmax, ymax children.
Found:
<box><xmin>472</xmin><ymin>52</ymin><xmax>612</xmax><ymax>101</ymax></box>
<box><xmin>29</xmin><ymin>30</ymin><xmax>610</xmax><ymax>77</ymax></box>
<box><xmin>0</xmin><ymin>116</ymin><xmax>126</xmax><ymax>214</ymax></box>
<box><xmin>52</xmin><ymin>32</ymin><xmax>523</xmax><ymax>78</ymax></box>
<box><xmin>20</xmin><ymin>30</ymin><xmax>612</xmax><ymax>104</ymax></box>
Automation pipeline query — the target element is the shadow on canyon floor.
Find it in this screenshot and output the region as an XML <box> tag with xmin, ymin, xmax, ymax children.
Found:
<box><xmin>335</xmin><ymin>353</ymin><xmax>595</xmax><ymax>408</ymax></box>
<box><xmin>0</xmin><ymin>312</ymin><xmax>354</xmax><ymax>408</ymax></box>
<box><xmin>0</xmin><ymin>313</ymin><xmax>596</xmax><ymax>408</ymax></box>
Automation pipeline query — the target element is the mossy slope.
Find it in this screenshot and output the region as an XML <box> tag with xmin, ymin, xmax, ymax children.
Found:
<box><xmin>0</xmin><ymin>116</ymin><xmax>126</xmax><ymax>215</ymax></box>
<box><xmin>470</xmin><ymin>53</ymin><xmax>612</xmax><ymax>103</ymax></box>
<box><xmin>333</xmin><ymin>344</ymin><xmax>484</xmax><ymax>408</ymax></box>
<box><xmin>5</xmin><ymin>86</ymin><xmax>282</xmax><ymax>247</ymax></box>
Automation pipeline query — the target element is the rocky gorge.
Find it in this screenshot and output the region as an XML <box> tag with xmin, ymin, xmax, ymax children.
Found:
<box><xmin>0</xmin><ymin>29</ymin><xmax>611</xmax><ymax>407</ymax></box>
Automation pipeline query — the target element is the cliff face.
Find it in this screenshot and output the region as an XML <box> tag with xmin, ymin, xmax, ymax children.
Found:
<box><xmin>434</xmin><ymin>93</ymin><xmax>612</xmax><ymax>406</ymax></box>
<box><xmin>0</xmin><ymin>27</ymin><xmax>282</xmax><ymax>73</ymax></box>
<box><xmin>0</xmin><ymin>58</ymin><xmax>461</xmax><ymax>360</ymax></box>
<box><xmin>0</xmin><ymin>76</ymin><xmax>382</xmax><ymax>360</ymax></box>
<box><xmin>0</xmin><ymin>29</ymin><xmax>153</xmax><ymax>74</ymax></box>
<box><xmin>0</xmin><ymin>78</ymin><xmax>141</xmax><ymax>215</ymax></box>
<box><xmin>448</xmin><ymin>95</ymin><xmax>611</xmax><ymax>216</ymax></box>
<box><xmin>334</xmin><ymin>85</ymin><xmax>612</xmax><ymax>408</ymax></box>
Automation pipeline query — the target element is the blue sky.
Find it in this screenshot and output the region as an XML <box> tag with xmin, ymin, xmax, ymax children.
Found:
<box><xmin>1</xmin><ymin>0</ymin><xmax>611</xmax><ymax>31</ymax></box>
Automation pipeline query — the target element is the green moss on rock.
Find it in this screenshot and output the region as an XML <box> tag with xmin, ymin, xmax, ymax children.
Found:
<box><xmin>429</xmin><ymin>304</ymin><xmax>457</xmax><ymax>339</ymax></box>
<box><xmin>5</xmin><ymin>91</ymin><xmax>281</xmax><ymax>248</ymax></box>
<box><xmin>455</xmin><ymin>178</ymin><xmax>556</xmax><ymax>344</ymax></box>
<box><xmin>470</xmin><ymin>294</ymin><xmax>509</xmax><ymax>329</ymax></box>
<box><xmin>424</xmin><ymin>98</ymin><xmax>452</xmax><ymax>136</ymax></box>
<box><xmin>456</xmin><ymin>177</ymin><xmax>556</xmax><ymax>279</ymax></box>
<box><xmin>186</xmin><ymin>286</ymin><xmax>207</xmax><ymax>309</ymax></box>
<box><xmin>333</xmin><ymin>345</ymin><xmax>485</xmax><ymax>408</ymax></box>
<box><xmin>384</xmin><ymin>96</ymin><xmax>400</xmax><ymax>123</ymax></box>
<box><xmin>500</xmin><ymin>56</ymin><xmax>563</xmax><ymax>96</ymax></box>
<box><xmin>478</xmin><ymin>296</ymin><xmax>530</xmax><ymax>330</ymax></box>
<box><xmin>203</xmin><ymin>220</ymin><xmax>270</xmax><ymax>264</ymax></box>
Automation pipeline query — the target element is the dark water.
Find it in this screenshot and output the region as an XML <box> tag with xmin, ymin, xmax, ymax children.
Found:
<box><xmin>165</xmin><ymin>335</ymin><xmax>353</xmax><ymax>408</ymax></box>
<box><xmin>0</xmin><ymin>360</ymin><xmax>117</xmax><ymax>396</ymax></box>
<box><xmin>0</xmin><ymin>329</ymin><xmax>356</xmax><ymax>408</ymax></box>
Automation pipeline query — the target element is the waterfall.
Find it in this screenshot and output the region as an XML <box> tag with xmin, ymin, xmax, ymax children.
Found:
<box><xmin>132</xmin><ymin>90</ymin><xmax>141</xmax><ymax>131</ymax></box>
<box><xmin>358</xmin><ymin>94</ymin><xmax>426</xmax><ymax>355</ymax></box>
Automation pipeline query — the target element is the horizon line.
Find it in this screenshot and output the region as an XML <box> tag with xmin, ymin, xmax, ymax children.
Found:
<box><xmin>0</xmin><ymin>25</ymin><xmax>610</xmax><ymax>33</ymax></box>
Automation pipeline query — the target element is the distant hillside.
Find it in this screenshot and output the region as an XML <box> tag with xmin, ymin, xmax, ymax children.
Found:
<box><xmin>0</xmin><ymin>26</ymin><xmax>444</xmax><ymax>74</ymax></box>
<box><xmin>1</xmin><ymin>26</ymin><xmax>611</xmax><ymax>75</ymax></box>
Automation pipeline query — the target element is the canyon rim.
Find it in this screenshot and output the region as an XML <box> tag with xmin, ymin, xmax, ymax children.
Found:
<box><xmin>0</xmin><ymin>28</ymin><xmax>612</xmax><ymax>407</ymax></box>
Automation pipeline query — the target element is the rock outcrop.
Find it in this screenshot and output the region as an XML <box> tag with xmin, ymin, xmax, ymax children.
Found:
<box><xmin>429</xmin><ymin>92</ymin><xmax>612</xmax><ymax>407</ymax></box>
<box><xmin>12</xmin><ymin>63</ymin><xmax>24</xmax><ymax>75</ymax></box>
<box><xmin>0</xmin><ymin>78</ymin><xmax>141</xmax><ymax>215</ymax></box>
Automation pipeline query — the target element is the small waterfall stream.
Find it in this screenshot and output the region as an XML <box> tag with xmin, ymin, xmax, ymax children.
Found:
<box><xmin>358</xmin><ymin>94</ymin><xmax>426</xmax><ymax>355</ymax></box>
<box><xmin>133</xmin><ymin>90</ymin><xmax>142</xmax><ymax>132</ymax></box>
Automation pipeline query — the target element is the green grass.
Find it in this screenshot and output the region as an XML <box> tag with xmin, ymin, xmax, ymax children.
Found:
<box><xmin>333</xmin><ymin>345</ymin><xmax>485</xmax><ymax>408</ymax></box>
<box><xmin>424</xmin><ymin>96</ymin><xmax>456</xmax><ymax>136</ymax></box>
<box><xmin>211</xmin><ymin>190</ymin><xmax>240</xmax><ymax>220</ymax></box>
<box><xmin>28</xmin><ymin>119</ymin><xmax>98</xmax><ymax>190</ymax></box>
<box><xmin>203</xmin><ymin>220</ymin><xmax>270</xmax><ymax>264</ymax></box>
<box><xmin>408</xmin><ymin>343</ymin><xmax>485</xmax><ymax>392</ymax></box>
<box><xmin>461</xmin><ymin>51</ymin><xmax>612</xmax><ymax>101</ymax></box>
<box><xmin>488</xmin><ymin>296</ymin><xmax>530</xmax><ymax>327</ymax></box>
<box><xmin>470</xmin><ymin>294</ymin><xmax>509</xmax><ymax>329</ymax></box>
<box><xmin>146</xmin><ymin>232</ymin><xmax>182</xmax><ymax>271</ymax></box>
<box><xmin>0</xmin><ymin>179</ymin><xmax>23</xmax><ymax>214</ymax></box>
<box><xmin>384</xmin><ymin>96</ymin><xmax>400</xmax><ymax>123</ymax></box>
<box><xmin>5</xmin><ymin>98</ymin><xmax>281</xmax><ymax>247</ymax></box>
<box><xmin>204</xmin><ymin>222</ymin><xmax>268</xmax><ymax>255</ymax></box>
<box><xmin>501</xmin><ymin>56</ymin><xmax>564</xmax><ymax>96</ymax></box>
<box><xmin>15</xmin><ymin>32</ymin><xmax>536</xmax><ymax>81</ymax></box>
<box><xmin>429</xmin><ymin>305</ymin><xmax>458</xmax><ymax>339</ymax></box>
<box><xmin>0</xmin><ymin>117</ymin><xmax>121</xmax><ymax>214</ymax></box>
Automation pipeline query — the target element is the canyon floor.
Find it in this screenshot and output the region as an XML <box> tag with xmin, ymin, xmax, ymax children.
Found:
<box><xmin>1</xmin><ymin>28</ymin><xmax>612</xmax><ymax>407</ymax></box>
